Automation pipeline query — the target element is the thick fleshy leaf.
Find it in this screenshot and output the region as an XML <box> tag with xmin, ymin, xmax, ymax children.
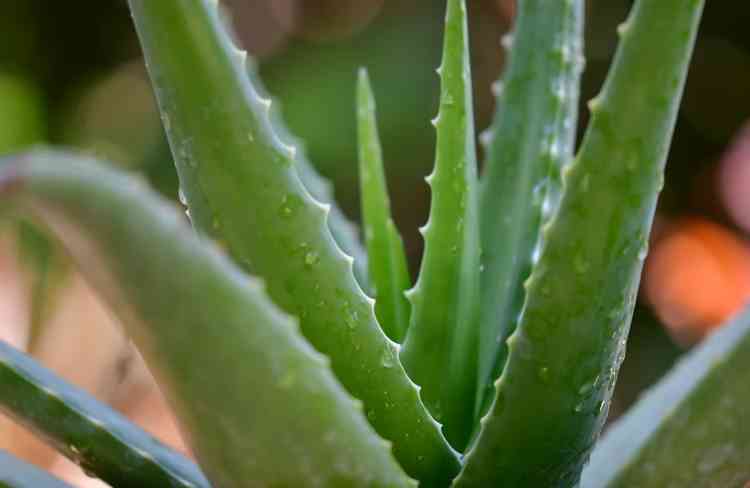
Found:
<box><xmin>582</xmin><ymin>307</ymin><xmax>750</xmax><ymax>487</ymax></box>
<box><xmin>127</xmin><ymin>0</ymin><xmax>459</xmax><ymax>483</ymax></box>
<box><xmin>245</xmin><ymin>64</ymin><xmax>371</xmax><ymax>292</ymax></box>
<box><xmin>357</xmin><ymin>69</ymin><xmax>411</xmax><ymax>342</ymax></box>
<box><xmin>0</xmin><ymin>339</ymin><xmax>209</xmax><ymax>488</ymax></box>
<box><xmin>456</xmin><ymin>0</ymin><xmax>705</xmax><ymax>485</ymax></box>
<box><xmin>399</xmin><ymin>0</ymin><xmax>481</xmax><ymax>451</ymax></box>
<box><xmin>475</xmin><ymin>0</ymin><xmax>584</xmax><ymax>417</ymax></box>
<box><xmin>0</xmin><ymin>449</ymin><xmax>72</xmax><ymax>488</ymax></box>
<box><xmin>0</xmin><ymin>151</ymin><xmax>416</xmax><ymax>487</ymax></box>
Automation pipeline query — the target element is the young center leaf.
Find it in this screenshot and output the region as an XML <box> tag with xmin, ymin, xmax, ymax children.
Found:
<box><xmin>399</xmin><ymin>0</ymin><xmax>482</xmax><ymax>450</ymax></box>
<box><xmin>357</xmin><ymin>69</ymin><xmax>411</xmax><ymax>343</ymax></box>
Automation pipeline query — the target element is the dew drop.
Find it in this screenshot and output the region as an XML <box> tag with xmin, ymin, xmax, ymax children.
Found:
<box><xmin>480</xmin><ymin>129</ymin><xmax>494</xmax><ymax>148</ymax></box>
<box><xmin>161</xmin><ymin>113</ymin><xmax>171</xmax><ymax>132</ymax></box>
<box><xmin>637</xmin><ymin>239</ymin><xmax>649</xmax><ymax>261</ymax></box>
<box><xmin>491</xmin><ymin>80</ymin><xmax>504</xmax><ymax>97</ymax></box>
<box><xmin>574</xmin><ymin>255</ymin><xmax>589</xmax><ymax>274</ymax></box>
<box><xmin>278</xmin><ymin>194</ymin><xmax>302</xmax><ymax>219</ymax></box>
<box><xmin>578</xmin><ymin>376</ymin><xmax>599</xmax><ymax>396</ymax></box>
<box><xmin>501</xmin><ymin>33</ymin><xmax>514</xmax><ymax>50</ymax></box>
<box><xmin>304</xmin><ymin>251</ymin><xmax>320</xmax><ymax>267</ymax></box>
<box><xmin>538</xmin><ymin>366</ymin><xmax>550</xmax><ymax>383</ymax></box>
<box><xmin>381</xmin><ymin>350</ymin><xmax>394</xmax><ymax>368</ymax></box>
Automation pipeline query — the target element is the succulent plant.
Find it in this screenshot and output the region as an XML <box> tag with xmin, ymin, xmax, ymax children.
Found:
<box><xmin>4</xmin><ymin>0</ymin><xmax>741</xmax><ymax>486</ymax></box>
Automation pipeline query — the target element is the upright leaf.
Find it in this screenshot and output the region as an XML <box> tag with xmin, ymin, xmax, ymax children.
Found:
<box><xmin>457</xmin><ymin>0</ymin><xmax>705</xmax><ymax>485</ymax></box>
<box><xmin>0</xmin><ymin>151</ymin><xmax>416</xmax><ymax>487</ymax></box>
<box><xmin>0</xmin><ymin>450</ymin><xmax>73</xmax><ymax>488</ymax></box>
<box><xmin>127</xmin><ymin>0</ymin><xmax>459</xmax><ymax>483</ymax></box>
<box><xmin>399</xmin><ymin>0</ymin><xmax>481</xmax><ymax>450</ymax></box>
<box><xmin>246</xmin><ymin>64</ymin><xmax>371</xmax><ymax>291</ymax></box>
<box><xmin>0</xmin><ymin>340</ymin><xmax>209</xmax><ymax>488</ymax></box>
<box><xmin>357</xmin><ymin>69</ymin><xmax>411</xmax><ymax>342</ymax></box>
<box><xmin>582</xmin><ymin>307</ymin><xmax>750</xmax><ymax>487</ymax></box>
<box><xmin>476</xmin><ymin>0</ymin><xmax>584</xmax><ymax>416</ymax></box>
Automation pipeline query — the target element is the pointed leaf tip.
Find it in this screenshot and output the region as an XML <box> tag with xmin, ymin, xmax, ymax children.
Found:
<box><xmin>356</xmin><ymin>67</ymin><xmax>412</xmax><ymax>343</ymax></box>
<box><xmin>400</xmin><ymin>0</ymin><xmax>481</xmax><ymax>450</ymax></box>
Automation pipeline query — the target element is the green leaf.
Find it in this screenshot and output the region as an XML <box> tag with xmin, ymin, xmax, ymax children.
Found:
<box><xmin>0</xmin><ymin>339</ymin><xmax>209</xmax><ymax>488</ymax></box>
<box><xmin>475</xmin><ymin>0</ymin><xmax>584</xmax><ymax>417</ymax></box>
<box><xmin>399</xmin><ymin>0</ymin><xmax>481</xmax><ymax>451</ymax></box>
<box><xmin>356</xmin><ymin>69</ymin><xmax>411</xmax><ymax>343</ymax></box>
<box><xmin>126</xmin><ymin>0</ymin><xmax>459</xmax><ymax>483</ymax></box>
<box><xmin>0</xmin><ymin>150</ymin><xmax>416</xmax><ymax>487</ymax></box>
<box><xmin>582</xmin><ymin>307</ymin><xmax>750</xmax><ymax>487</ymax></box>
<box><xmin>0</xmin><ymin>449</ymin><xmax>73</xmax><ymax>488</ymax></box>
<box><xmin>246</xmin><ymin>64</ymin><xmax>371</xmax><ymax>292</ymax></box>
<box><xmin>456</xmin><ymin>0</ymin><xmax>705</xmax><ymax>485</ymax></box>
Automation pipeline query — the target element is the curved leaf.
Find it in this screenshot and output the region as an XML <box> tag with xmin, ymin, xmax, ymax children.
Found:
<box><xmin>0</xmin><ymin>150</ymin><xmax>416</xmax><ymax>487</ymax></box>
<box><xmin>582</xmin><ymin>307</ymin><xmax>750</xmax><ymax>487</ymax></box>
<box><xmin>127</xmin><ymin>0</ymin><xmax>460</xmax><ymax>483</ymax></box>
<box><xmin>0</xmin><ymin>339</ymin><xmax>209</xmax><ymax>488</ymax></box>
<box><xmin>456</xmin><ymin>0</ymin><xmax>705</xmax><ymax>485</ymax></box>
<box><xmin>246</xmin><ymin>64</ymin><xmax>371</xmax><ymax>292</ymax></box>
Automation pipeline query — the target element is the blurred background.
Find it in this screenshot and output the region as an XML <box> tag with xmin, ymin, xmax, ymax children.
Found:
<box><xmin>1</xmin><ymin>0</ymin><xmax>749</xmax><ymax>485</ymax></box>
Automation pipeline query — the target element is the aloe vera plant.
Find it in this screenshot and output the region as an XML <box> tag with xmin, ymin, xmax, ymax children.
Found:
<box><xmin>0</xmin><ymin>0</ymin><xmax>730</xmax><ymax>486</ymax></box>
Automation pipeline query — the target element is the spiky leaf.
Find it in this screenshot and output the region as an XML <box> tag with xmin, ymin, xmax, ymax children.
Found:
<box><xmin>457</xmin><ymin>0</ymin><xmax>704</xmax><ymax>485</ymax></box>
<box><xmin>246</xmin><ymin>64</ymin><xmax>371</xmax><ymax>291</ymax></box>
<box><xmin>582</xmin><ymin>307</ymin><xmax>750</xmax><ymax>487</ymax></box>
<box><xmin>476</xmin><ymin>0</ymin><xmax>584</xmax><ymax>416</ymax></box>
<box><xmin>0</xmin><ymin>339</ymin><xmax>209</xmax><ymax>488</ymax></box>
<box><xmin>127</xmin><ymin>0</ymin><xmax>459</xmax><ymax>483</ymax></box>
<box><xmin>357</xmin><ymin>69</ymin><xmax>411</xmax><ymax>342</ymax></box>
<box><xmin>399</xmin><ymin>0</ymin><xmax>481</xmax><ymax>450</ymax></box>
<box><xmin>0</xmin><ymin>151</ymin><xmax>416</xmax><ymax>487</ymax></box>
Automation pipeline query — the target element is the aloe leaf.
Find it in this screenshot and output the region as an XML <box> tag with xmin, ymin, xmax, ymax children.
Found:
<box><xmin>0</xmin><ymin>450</ymin><xmax>73</xmax><ymax>488</ymax></box>
<box><xmin>0</xmin><ymin>150</ymin><xmax>417</xmax><ymax>487</ymax></box>
<box><xmin>456</xmin><ymin>1</ymin><xmax>705</xmax><ymax>485</ymax></box>
<box><xmin>581</xmin><ymin>307</ymin><xmax>750</xmax><ymax>487</ymax></box>
<box><xmin>0</xmin><ymin>339</ymin><xmax>209</xmax><ymax>488</ymax></box>
<box><xmin>245</xmin><ymin>64</ymin><xmax>371</xmax><ymax>292</ymax></box>
<box><xmin>475</xmin><ymin>0</ymin><xmax>584</xmax><ymax>416</ymax></box>
<box><xmin>356</xmin><ymin>69</ymin><xmax>411</xmax><ymax>343</ymax></box>
<box><xmin>399</xmin><ymin>0</ymin><xmax>481</xmax><ymax>451</ymax></box>
<box><xmin>127</xmin><ymin>0</ymin><xmax>460</xmax><ymax>483</ymax></box>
